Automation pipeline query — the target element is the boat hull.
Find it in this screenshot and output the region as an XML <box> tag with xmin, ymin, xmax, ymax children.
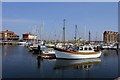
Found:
<box><xmin>55</xmin><ymin>49</ymin><xmax>101</xmax><ymax>59</ymax></box>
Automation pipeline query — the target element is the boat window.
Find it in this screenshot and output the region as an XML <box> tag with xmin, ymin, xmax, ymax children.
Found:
<box><xmin>89</xmin><ymin>47</ymin><xmax>92</xmax><ymax>50</ymax></box>
<box><xmin>84</xmin><ymin>47</ymin><xmax>87</xmax><ymax>50</ymax></box>
<box><xmin>80</xmin><ymin>47</ymin><xmax>83</xmax><ymax>50</ymax></box>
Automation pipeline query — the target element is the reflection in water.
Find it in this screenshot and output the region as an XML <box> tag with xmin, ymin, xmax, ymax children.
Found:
<box><xmin>37</xmin><ymin>57</ymin><xmax>43</xmax><ymax>69</ymax></box>
<box><xmin>53</xmin><ymin>58</ymin><xmax>101</xmax><ymax>70</ymax></box>
<box><xmin>2</xmin><ymin>46</ymin><xmax>7</xmax><ymax>56</ymax></box>
<box><xmin>2</xmin><ymin>45</ymin><xmax>18</xmax><ymax>56</ymax></box>
<box><xmin>116</xmin><ymin>49</ymin><xmax>120</xmax><ymax>77</ymax></box>
<box><xmin>116</xmin><ymin>49</ymin><xmax>120</xmax><ymax>55</ymax></box>
<box><xmin>103</xmin><ymin>50</ymin><xmax>118</xmax><ymax>58</ymax></box>
<box><xmin>37</xmin><ymin>58</ymin><xmax>40</xmax><ymax>69</ymax></box>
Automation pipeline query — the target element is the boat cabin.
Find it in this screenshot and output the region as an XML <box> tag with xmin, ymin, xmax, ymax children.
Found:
<box><xmin>78</xmin><ymin>46</ymin><xmax>94</xmax><ymax>52</ymax></box>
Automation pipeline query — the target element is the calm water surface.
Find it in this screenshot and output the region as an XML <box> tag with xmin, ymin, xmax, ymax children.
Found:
<box><xmin>2</xmin><ymin>45</ymin><xmax>120</xmax><ymax>78</ymax></box>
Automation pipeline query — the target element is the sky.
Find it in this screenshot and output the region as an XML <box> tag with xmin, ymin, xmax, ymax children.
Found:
<box><xmin>2</xmin><ymin>0</ymin><xmax>120</xmax><ymax>2</ymax></box>
<box><xmin>2</xmin><ymin>2</ymin><xmax>118</xmax><ymax>41</ymax></box>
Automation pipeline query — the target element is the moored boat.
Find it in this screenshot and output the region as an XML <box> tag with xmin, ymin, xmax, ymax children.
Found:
<box><xmin>42</xmin><ymin>48</ymin><xmax>55</xmax><ymax>54</ymax></box>
<box><xmin>54</xmin><ymin>45</ymin><xmax>101</xmax><ymax>59</ymax></box>
<box><xmin>54</xmin><ymin>19</ymin><xmax>101</xmax><ymax>59</ymax></box>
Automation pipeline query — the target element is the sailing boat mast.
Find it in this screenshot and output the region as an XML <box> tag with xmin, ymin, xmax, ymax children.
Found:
<box><xmin>75</xmin><ymin>24</ymin><xmax>77</xmax><ymax>45</ymax></box>
<box><xmin>63</xmin><ymin>19</ymin><xmax>66</xmax><ymax>47</ymax></box>
<box><xmin>33</xmin><ymin>25</ymin><xmax>36</xmax><ymax>43</ymax></box>
<box><xmin>96</xmin><ymin>32</ymin><xmax>98</xmax><ymax>43</ymax></box>
<box><xmin>89</xmin><ymin>31</ymin><xmax>91</xmax><ymax>44</ymax></box>
<box><xmin>40</xmin><ymin>20</ymin><xmax>44</xmax><ymax>44</ymax></box>
<box><xmin>40</xmin><ymin>26</ymin><xmax>42</xmax><ymax>42</ymax></box>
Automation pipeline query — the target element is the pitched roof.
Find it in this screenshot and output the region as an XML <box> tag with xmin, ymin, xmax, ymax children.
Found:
<box><xmin>0</xmin><ymin>30</ymin><xmax>19</xmax><ymax>37</ymax></box>
<box><xmin>13</xmin><ymin>33</ymin><xmax>19</xmax><ymax>37</ymax></box>
<box><xmin>0</xmin><ymin>30</ymin><xmax>14</xmax><ymax>34</ymax></box>
<box><xmin>23</xmin><ymin>32</ymin><xmax>37</xmax><ymax>36</ymax></box>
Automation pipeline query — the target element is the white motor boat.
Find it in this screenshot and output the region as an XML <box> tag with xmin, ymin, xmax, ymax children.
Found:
<box><xmin>42</xmin><ymin>48</ymin><xmax>55</xmax><ymax>54</ymax></box>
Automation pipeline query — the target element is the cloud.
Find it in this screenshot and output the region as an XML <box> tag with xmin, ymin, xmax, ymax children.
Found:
<box><xmin>2</xmin><ymin>18</ymin><xmax>39</xmax><ymax>24</ymax></box>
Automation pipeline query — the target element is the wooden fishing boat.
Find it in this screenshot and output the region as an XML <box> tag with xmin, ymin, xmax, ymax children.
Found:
<box><xmin>54</xmin><ymin>19</ymin><xmax>101</xmax><ymax>59</ymax></box>
<box><xmin>54</xmin><ymin>45</ymin><xmax>101</xmax><ymax>59</ymax></box>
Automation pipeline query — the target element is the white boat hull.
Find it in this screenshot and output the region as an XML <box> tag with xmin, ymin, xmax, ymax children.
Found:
<box><xmin>43</xmin><ymin>51</ymin><xmax>55</xmax><ymax>54</ymax></box>
<box><xmin>55</xmin><ymin>50</ymin><xmax>101</xmax><ymax>59</ymax></box>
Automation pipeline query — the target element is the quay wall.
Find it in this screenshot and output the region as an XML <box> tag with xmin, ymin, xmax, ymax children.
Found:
<box><xmin>0</xmin><ymin>42</ymin><xmax>23</xmax><ymax>45</ymax></box>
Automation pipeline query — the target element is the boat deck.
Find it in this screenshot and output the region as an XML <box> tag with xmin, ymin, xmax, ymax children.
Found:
<box><xmin>54</xmin><ymin>47</ymin><xmax>101</xmax><ymax>55</ymax></box>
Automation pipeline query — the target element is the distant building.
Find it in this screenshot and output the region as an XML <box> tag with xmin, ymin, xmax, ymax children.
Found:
<box><xmin>0</xmin><ymin>30</ymin><xmax>19</xmax><ymax>41</ymax></box>
<box><xmin>118</xmin><ymin>33</ymin><xmax>120</xmax><ymax>43</ymax></box>
<box><xmin>22</xmin><ymin>32</ymin><xmax>37</xmax><ymax>42</ymax></box>
<box><xmin>103</xmin><ymin>31</ymin><xmax>118</xmax><ymax>44</ymax></box>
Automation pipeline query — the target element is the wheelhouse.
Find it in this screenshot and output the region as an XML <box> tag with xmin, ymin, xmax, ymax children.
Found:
<box><xmin>79</xmin><ymin>46</ymin><xmax>94</xmax><ymax>51</ymax></box>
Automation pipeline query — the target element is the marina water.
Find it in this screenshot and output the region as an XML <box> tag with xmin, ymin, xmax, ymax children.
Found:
<box><xmin>2</xmin><ymin>45</ymin><xmax>120</xmax><ymax>78</ymax></box>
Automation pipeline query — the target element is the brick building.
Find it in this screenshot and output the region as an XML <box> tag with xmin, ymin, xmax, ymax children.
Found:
<box><xmin>118</xmin><ymin>33</ymin><xmax>120</xmax><ymax>43</ymax></box>
<box><xmin>0</xmin><ymin>30</ymin><xmax>19</xmax><ymax>41</ymax></box>
<box><xmin>22</xmin><ymin>32</ymin><xmax>37</xmax><ymax>42</ymax></box>
<box><xmin>103</xmin><ymin>31</ymin><xmax>118</xmax><ymax>44</ymax></box>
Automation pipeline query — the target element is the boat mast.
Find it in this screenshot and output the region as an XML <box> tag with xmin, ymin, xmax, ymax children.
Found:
<box><xmin>40</xmin><ymin>26</ymin><xmax>42</xmax><ymax>42</ymax></box>
<box><xmin>55</xmin><ymin>33</ymin><xmax>56</xmax><ymax>45</ymax></box>
<box><xmin>85</xmin><ymin>25</ymin><xmax>86</xmax><ymax>41</ymax></box>
<box><xmin>33</xmin><ymin>25</ymin><xmax>36</xmax><ymax>43</ymax></box>
<box><xmin>89</xmin><ymin>31</ymin><xmax>91</xmax><ymax>44</ymax></box>
<box><xmin>75</xmin><ymin>24</ymin><xmax>77</xmax><ymax>45</ymax></box>
<box><xmin>96</xmin><ymin>32</ymin><xmax>98</xmax><ymax>43</ymax></box>
<box><xmin>40</xmin><ymin>20</ymin><xmax>44</xmax><ymax>42</ymax></box>
<box><xmin>63</xmin><ymin>19</ymin><xmax>66</xmax><ymax>47</ymax></box>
